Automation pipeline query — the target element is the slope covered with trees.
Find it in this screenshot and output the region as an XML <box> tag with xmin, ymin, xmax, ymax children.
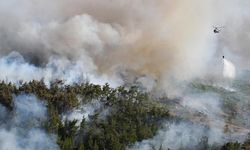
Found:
<box><xmin>0</xmin><ymin>81</ymin><xmax>169</xmax><ymax>150</ymax></box>
<box><xmin>0</xmin><ymin>80</ymin><xmax>249</xmax><ymax>150</ymax></box>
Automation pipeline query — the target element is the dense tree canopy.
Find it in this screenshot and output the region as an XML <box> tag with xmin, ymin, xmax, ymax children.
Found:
<box><xmin>0</xmin><ymin>80</ymin><xmax>249</xmax><ymax>150</ymax></box>
<box><xmin>0</xmin><ymin>81</ymin><xmax>169</xmax><ymax>149</ymax></box>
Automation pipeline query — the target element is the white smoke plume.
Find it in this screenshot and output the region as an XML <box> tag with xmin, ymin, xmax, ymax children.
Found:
<box><xmin>63</xmin><ymin>99</ymin><xmax>110</xmax><ymax>126</ymax></box>
<box><xmin>130</xmin><ymin>122</ymin><xmax>222</xmax><ymax>150</ymax></box>
<box><xmin>0</xmin><ymin>94</ymin><xmax>59</xmax><ymax>150</ymax></box>
<box><xmin>0</xmin><ymin>51</ymin><xmax>121</xmax><ymax>87</ymax></box>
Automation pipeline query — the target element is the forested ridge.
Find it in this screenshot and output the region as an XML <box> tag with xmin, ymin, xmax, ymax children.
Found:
<box><xmin>0</xmin><ymin>80</ymin><xmax>249</xmax><ymax>150</ymax></box>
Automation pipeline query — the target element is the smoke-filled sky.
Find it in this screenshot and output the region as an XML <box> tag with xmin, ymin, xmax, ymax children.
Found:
<box><xmin>0</xmin><ymin>0</ymin><xmax>250</xmax><ymax>88</ymax></box>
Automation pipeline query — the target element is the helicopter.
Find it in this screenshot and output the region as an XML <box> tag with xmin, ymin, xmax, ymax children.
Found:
<box><xmin>213</xmin><ymin>26</ymin><xmax>224</xmax><ymax>33</ymax></box>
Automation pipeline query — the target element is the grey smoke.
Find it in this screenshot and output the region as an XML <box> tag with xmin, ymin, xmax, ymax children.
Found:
<box><xmin>0</xmin><ymin>94</ymin><xmax>59</xmax><ymax>150</ymax></box>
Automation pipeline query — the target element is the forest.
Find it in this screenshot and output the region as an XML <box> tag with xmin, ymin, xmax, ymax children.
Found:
<box><xmin>0</xmin><ymin>80</ymin><xmax>249</xmax><ymax>150</ymax></box>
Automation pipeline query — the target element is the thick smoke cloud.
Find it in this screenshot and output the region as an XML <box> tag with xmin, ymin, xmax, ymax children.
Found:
<box><xmin>0</xmin><ymin>94</ymin><xmax>59</xmax><ymax>150</ymax></box>
<box><xmin>0</xmin><ymin>0</ymin><xmax>249</xmax><ymax>90</ymax></box>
